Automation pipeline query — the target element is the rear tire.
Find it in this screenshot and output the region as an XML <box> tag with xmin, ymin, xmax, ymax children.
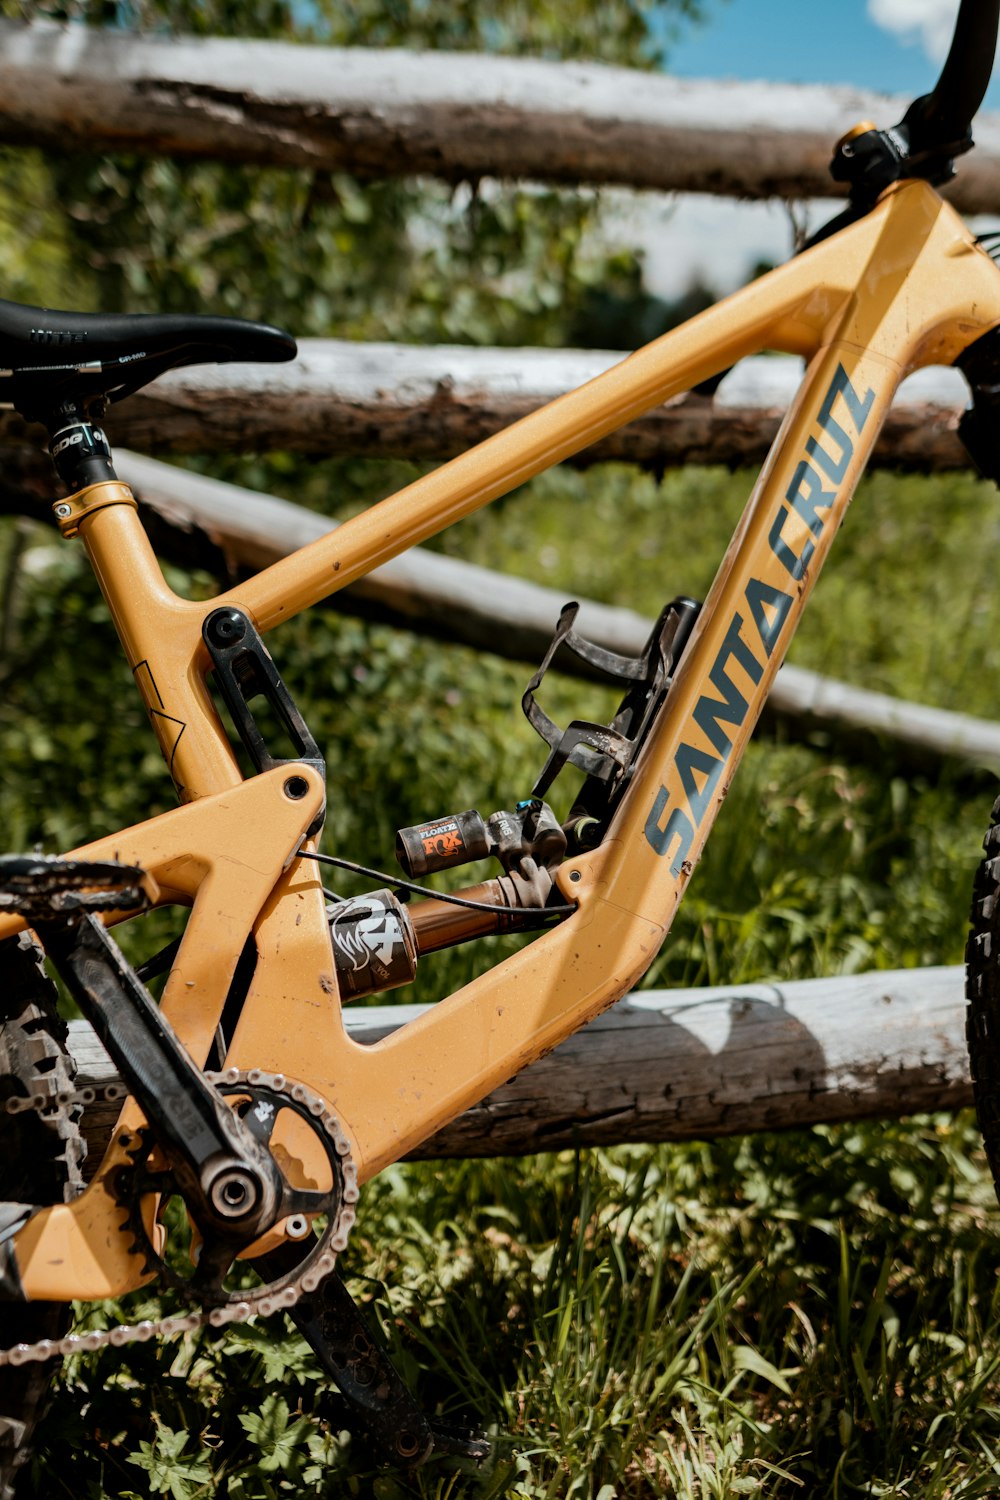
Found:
<box><xmin>0</xmin><ymin>933</ymin><xmax>86</xmax><ymax>1499</ymax></box>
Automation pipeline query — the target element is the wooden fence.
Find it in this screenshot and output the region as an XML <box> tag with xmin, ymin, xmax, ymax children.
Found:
<box><xmin>2</xmin><ymin>19</ymin><xmax>999</xmax><ymax>210</ymax></box>
<box><xmin>0</xmin><ymin>351</ymin><xmax>972</xmax><ymax>474</ymax></box>
<box><xmin>0</xmin><ymin>21</ymin><xmax>994</xmax><ymax>1149</ymax></box>
<box><xmin>0</xmin><ymin>19</ymin><xmax>989</xmax><ymax>475</ymax></box>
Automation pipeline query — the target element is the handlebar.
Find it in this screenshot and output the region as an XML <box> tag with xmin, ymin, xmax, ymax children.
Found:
<box><xmin>829</xmin><ymin>0</ymin><xmax>1000</xmax><ymax>202</ymax></box>
<box><xmin>904</xmin><ymin>0</ymin><xmax>1000</xmax><ymax>157</ymax></box>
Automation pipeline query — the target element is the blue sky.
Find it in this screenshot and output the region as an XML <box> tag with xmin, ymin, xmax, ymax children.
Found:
<box><xmin>623</xmin><ymin>0</ymin><xmax>1000</xmax><ymax>298</ymax></box>
<box><xmin>664</xmin><ymin>0</ymin><xmax>1000</xmax><ymax>107</ymax></box>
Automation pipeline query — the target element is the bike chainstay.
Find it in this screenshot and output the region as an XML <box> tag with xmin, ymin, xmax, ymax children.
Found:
<box><xmin>0</xmin><ymin>1070</ymin><xmax>357</xmax><ymax>1367</ymax></box>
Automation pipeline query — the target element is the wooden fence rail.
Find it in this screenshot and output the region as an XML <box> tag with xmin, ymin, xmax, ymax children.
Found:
<box><xmin>69</xmin><ymin>966</ymin><xmax>973</xmax><ymax>1162</ymax></box>
<box><xmin>0</xmin><ymin>350</ymin><xmax>972</xmax><ymax>471</ymax></box>
<box><xmin>3</xmin><ymin>19</ymin><xmax>1000</xmax><ymax>210</ymax></box>
<box><xmin>102</xmin><ymin>449</ymin><xmax>1000</xmax><ymax>771</ymax></box>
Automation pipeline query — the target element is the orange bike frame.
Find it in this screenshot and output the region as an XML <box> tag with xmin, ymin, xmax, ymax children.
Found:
<box><xmin>6</xmin><ymin>177</ymin><xmax>1000</xmax><ymax>1301</ymax></box>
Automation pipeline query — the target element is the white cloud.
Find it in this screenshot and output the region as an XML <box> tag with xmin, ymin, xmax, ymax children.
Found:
<box><xmin>867</xmin><ymin>0</ymin><xmax>959</xmax><ymax>64</ymax></box>
<box><xmin>603</xmin><ymin>191</ymin><xmax>808</xmax><ymax>300</ymax></box>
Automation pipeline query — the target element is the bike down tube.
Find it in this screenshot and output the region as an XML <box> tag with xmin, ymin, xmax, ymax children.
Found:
<box><xmin>10</xmin><ymin>181</ymin><xmax>1000</xmax><ymax>1303</ymax></box>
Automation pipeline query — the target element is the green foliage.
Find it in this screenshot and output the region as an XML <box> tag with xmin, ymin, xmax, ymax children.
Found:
<box><xmin>19</xmin><ymin>152</ymin><xmax>650</xmax><ymax>351</ymax></box>
<box><xmin>3</xmin><ymin>0</ymin><xmax>704</xmax><ymax>63</ymax></box>
<box><xmin>127</xmin><ymin>1421</ymin><xmax>214</xmax><ymax>1499</ymax></box>
<box><xmin>0</xmin><ymin>148</ymin><xmax>94</xmax><ymax>307</ymax></box>
<box><xmin>32</xmin><ymin>1117</ymin><xmax>1000</xmax><ymax>1494</ymax></box>
<box><xmin>236</xmin><ymin>1395</ymin><xmax>314</xmax><ymax>1476</ymax></box>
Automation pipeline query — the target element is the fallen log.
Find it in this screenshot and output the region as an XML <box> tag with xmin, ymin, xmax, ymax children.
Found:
<box><xmin>2</xmin><ymin>20</ymin><xmax>1000</xmax><ymax>211</ymax></box>
<box><xmin>68</xmin><ymin>965</ymin><xmax>972</xmax><ymax>1162</ymax></box>
<box><xmin>0</xmin><ymin>348</ymin><xmax>971</xmax><ymax>471</ymax></box>
<box><xmin>108</xmin><ymin>447</ymin><xmax>1000</xmax><ymax>772</ymax></box>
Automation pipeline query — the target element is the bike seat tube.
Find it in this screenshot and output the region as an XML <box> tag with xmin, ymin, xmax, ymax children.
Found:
<box><xmin>60</xmin><ymin>491</ymin><xmax>245</xmax><ymax>801</ymax></box>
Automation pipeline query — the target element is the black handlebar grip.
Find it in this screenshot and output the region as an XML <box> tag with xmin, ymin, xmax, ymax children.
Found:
<box><xmin>904</xmin><ymin>0</ymin><xmax>1000</xmax><ymax>154</ymax></box>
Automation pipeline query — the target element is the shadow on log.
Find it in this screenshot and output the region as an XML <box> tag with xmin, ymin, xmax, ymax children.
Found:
<box><xmin>69</xmin><ymin>965</ymin><xmax>972</xmax><ymax>1166</ymax></box>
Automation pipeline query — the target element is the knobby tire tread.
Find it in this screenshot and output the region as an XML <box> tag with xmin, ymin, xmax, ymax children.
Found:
<box><xmin>0</xmin><ymin>933</ymin><xmax>86</xmax><ymax>1500</ymax></box>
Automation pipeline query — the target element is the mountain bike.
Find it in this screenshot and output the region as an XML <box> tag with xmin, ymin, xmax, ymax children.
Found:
<box><xmin>5</xmin><ymin>0</ymin><xmax>1000</xmax><ymax>1490</ymax></box>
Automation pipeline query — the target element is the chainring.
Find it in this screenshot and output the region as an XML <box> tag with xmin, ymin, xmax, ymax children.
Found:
<box><xmin>0</xmin><ymin>1069</ymin><xmax>358</xmax><ymax>1367</ymax></box>
<box><xmin>117</xmin><ymin>1068</ymin><xmax>358</xmax><ymax>1309</ymax></box>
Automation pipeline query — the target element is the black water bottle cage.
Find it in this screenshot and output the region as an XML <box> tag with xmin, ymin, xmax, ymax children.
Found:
<box><xmin>523</xmin><ymin>596</ymin><xmax>700</xmax><ymax>800</ymax></box>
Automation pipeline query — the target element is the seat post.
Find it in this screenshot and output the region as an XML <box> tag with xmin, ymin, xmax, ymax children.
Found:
<box><xmin>43</xmin><ymin>400</ymin><xmax>119</xmax><ymax>493</ymax></box>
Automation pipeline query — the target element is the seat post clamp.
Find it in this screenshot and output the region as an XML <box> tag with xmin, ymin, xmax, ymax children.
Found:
<box><xmin>52</xmin><ymin>482</ymin><xmax>138</xmax><ymax>538</ymax></box>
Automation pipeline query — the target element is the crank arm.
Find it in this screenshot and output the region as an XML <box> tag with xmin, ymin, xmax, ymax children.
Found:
<box><xmin>263</xmin><ymin>1247</ymin><xmax>490</xmax><ymax>1469</ymax></box>
<box><xmin>37</xmin><ymin>913</ymin><xmax>285</xmax><ymax>1245</ymax></box>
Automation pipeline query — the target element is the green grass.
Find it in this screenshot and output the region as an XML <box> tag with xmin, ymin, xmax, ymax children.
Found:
<box><xmin>7</xmin><ymin>458</ymin><xmax>1000</xmax><ymax>1495</ymax></box>
<box><xmin>29</xmin><ymin>1126</ymin><xmax>1000</xmax><ymax>1496</ymax></box>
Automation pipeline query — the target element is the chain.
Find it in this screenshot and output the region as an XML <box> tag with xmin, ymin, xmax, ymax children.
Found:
<box><xmin>4</xmin><ymin>1078</ymin><xmax>128</xmax><ymax>1117</ymax></box>
<box><xmin>0</xmin><ymin>1070</ymin><xmax>357</xmax><ymax>1368</ymax></box>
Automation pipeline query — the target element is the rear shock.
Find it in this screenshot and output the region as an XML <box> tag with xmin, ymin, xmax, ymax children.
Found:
<box><xmin>323</xmin><ymin>800</ymin><xmax>568</xmax><ymax>999</ymax></box>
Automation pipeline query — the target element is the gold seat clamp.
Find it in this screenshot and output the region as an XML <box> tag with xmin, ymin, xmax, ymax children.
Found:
<box><xmin>53</xmin><ymin>482</ymin><xmax>138</xmax><ymax>539</ymax></box>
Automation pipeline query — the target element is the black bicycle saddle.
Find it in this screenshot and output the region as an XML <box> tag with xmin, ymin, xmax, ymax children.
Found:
<box><xmin>0</xmin><ymin>297</ymin><xmax>296</xmax><ymax>422</ymax></box>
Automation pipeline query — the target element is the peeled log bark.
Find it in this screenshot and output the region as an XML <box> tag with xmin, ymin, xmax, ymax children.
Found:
<box><xmin>2</xmin><ymin>21</ymin><xmax>1000</xmax><ymax>211</ymax></box>
<box><xmin>106</xmin><ymin>347</ymin><xmax>789</xmax><ymax>468</ymax></box>
<box><xmin>0</xmin><ymin>347</ymin><xmax>971</xmax><ymax>471</ymax></box>
<box><xmin>68</xmin><ymin>966</ymin><xmax>972</xmax><ymax>1162</ymax></box>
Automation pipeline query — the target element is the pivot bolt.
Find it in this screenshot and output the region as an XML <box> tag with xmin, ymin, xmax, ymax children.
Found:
<box><xmin>396</xmin><ymin>1429</ymin><xmax>422</xmax><ymax>1459</ymax></box>
<box><xmin>204</xmin><ymin>609</ymin><xmax>248</xmax><ymax>648</ymax></box>
<box><xmin>53</xmin><ymin>503</ymin><xmax>73</xmax><ymax>518</ymax></box>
